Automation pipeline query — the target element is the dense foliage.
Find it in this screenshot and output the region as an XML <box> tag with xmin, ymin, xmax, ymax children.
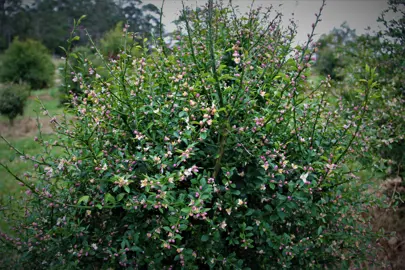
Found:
<box><xmin>0</xmin><ymin>39</ymin><xmax>54</xmax><ymax>89</ymax></box>
<box><xmin>0</xmin><ymin>1</ymin><xmax>384</xmax><ymax>269</ymax></box>
<box><xmin>0</xmin><ymin>83</ymin><xmax>29</xmax><ymax>125</ymax></box>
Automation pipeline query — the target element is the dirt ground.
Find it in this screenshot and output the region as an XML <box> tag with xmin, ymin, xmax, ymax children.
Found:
<box><xmin>0</xmin><ymin>117</ymin><xmax>54</xmax><ymax>139</ymax></box>
<box><xmin>371</xmin><ymin>177</ymin><xmax>405</xmax><ymax>270</ymax></box>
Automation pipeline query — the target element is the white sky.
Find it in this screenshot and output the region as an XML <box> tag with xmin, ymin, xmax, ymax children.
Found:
<box><xmin>145</xmin><ymin>0</ymin><xmax>389</xmax><ymax>44</ymax></box>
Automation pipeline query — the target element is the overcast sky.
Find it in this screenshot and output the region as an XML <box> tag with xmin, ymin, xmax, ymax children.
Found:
<box><xmin>145</xmin><ymin>0</ymin><xmax>389</xmax><ymax>44</ymax></box>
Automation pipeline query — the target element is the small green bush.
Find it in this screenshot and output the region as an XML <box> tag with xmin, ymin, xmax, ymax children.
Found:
<box><xmin>0</xmin><ymin>83</ymin><xmax>29</xmax><ymax>125</ymax></box>
<box><xmin>1</xmin><ymin>1</ymin><xmax>385</xmax><ymax>269</ymax></box>
<box><xmin>0</xmin><ymin>39</ymin><xmax>55</xmax><ymax>89</ymax></box>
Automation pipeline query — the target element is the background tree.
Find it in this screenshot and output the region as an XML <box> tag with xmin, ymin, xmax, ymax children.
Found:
<box><xmin>0</xmin><ymin>0</ymin><xmax>161</xmax><ymax>54</ymax></box>
<box><xmin>377</xmin><ymin>0</ymin><xmax>405</xmax><ymax>94</ymax></box>
<box><xmin>314</xmin><ymin>22</ymin><xmax>357</xmax><ymax>81</ymax></box>
<box><xmin>0</xmin><ymin>0</ymin><xmax>25</xmax><ymax>51</ymax></box>
<box><xmin>0</xmin><ymin>38</ymin><xmax>55</xmax><ymax>89</ymax></box>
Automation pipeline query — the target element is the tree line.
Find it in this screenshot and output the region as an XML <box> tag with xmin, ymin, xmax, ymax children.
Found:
<box><xmin>0</xmin><ymin>0</ymin><xmax>161</xmax><ymax>54</ymax></box>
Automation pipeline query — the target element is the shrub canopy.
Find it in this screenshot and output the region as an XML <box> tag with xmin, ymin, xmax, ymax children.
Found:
<box><xmin>0</xmin><ymin>1</ymin><xmax>383</xmax><ymax>269</ymax></box>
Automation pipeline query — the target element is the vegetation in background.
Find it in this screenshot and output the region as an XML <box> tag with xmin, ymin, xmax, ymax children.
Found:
<box><xmin>0</xmin><ymin>39</ymin><xmax>54</xmax><ymax>89</ymax></box>
<box><xmin>58</xmin><ymin>45</ymin><xmax>104</xmax><ymax>105</ymax></box>
<box><xmin>312</xmin><ymin>1</ymin><xmax>405</xmax><ymax>267</ymax></box>
<box><xmin>0</xmin><ymin>0</ymin><xmax>160</xmax><ymax>55</ymax></box>
<box><xmin>0</xmin><ymin>83</ymin><xmax>29</xmax><ymax>125</ymax></box>
<box><xmin>59</xmin><ymin>20</ymin><xmax>144</xmax><ymax>105</ymax></box>
<box><xmin>314</xmin><ymin>22</ymin><xmax>357</xmax><ymax>81</ymax></box>
<box><xmin>100</xmin><ymin>21</ymin><xmax>143</xmax><ymax>59</ymax></box>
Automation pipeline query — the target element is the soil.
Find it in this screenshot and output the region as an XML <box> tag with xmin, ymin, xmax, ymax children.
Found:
<box><xmin>0</xmin><ymin>117</ymin><xmax>54</xmax><ymax>139</ymax></box>
<box><xmin>370</xmin><ymin>177</ymin><xmax>405</xmax><ymax>270</ymax></box>
<box><xmin>28</xmin><ymin>93</ymin><xmax>54</xmax><ymax>101</ymax></box>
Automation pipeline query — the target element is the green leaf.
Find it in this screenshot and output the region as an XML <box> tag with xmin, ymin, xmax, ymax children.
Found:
<box><xmin>201</xmin><ymin>235</ymin><xmax>209</xmax><ymax>242</ymax></box>
<box><xmin>77</xmin><ymin>15</ymin><xmax>87</xmax><ymax>25</ymax></box>
<box><xmin>58</xmin><ymin>46</ymin><xmax>67</xmax><ymax>54</ymax></box>
<box><xmin>117</xmin><ymin>193</ymin><xmax>125</xmax><ymax>202</ymax></box>
<box><xmin>246</xmin><ymin>209</ymin><xmax>255</xmax><ymax>216</ymax></box>
<box><xmin>200</xmin><ymin>132</ymin><xmax>207</xmax><ymax>140</ymax></box>
<box><xmin>105</xmin><ymin>193</ymin><xmax>116</xmax><ymax>205</ymax></box>
<box><xmin>317</xmin><ymin>226</ymin><xmax>323</xmax><ymax>235</ymax></box>
<box><xmin>77</xmin><ymin>195</ymin><xmax>90</xmax><ymax>205</ymax></box>
<box><xmin>277</xmin><ymin>210</ymin><xmax>286</xmax><ymax>220</ymax></box>
<box><xmin>181</xmin><ymin>207</ymin><xmax>191</xmax><ymax>214</ymax></box>
<box><xmin>124</xmin><ymin>185</ymin><xmax>130</xmax><ymax>193</ymax></box>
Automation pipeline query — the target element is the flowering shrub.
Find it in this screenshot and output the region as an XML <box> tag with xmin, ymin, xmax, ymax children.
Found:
<box><xmin>1</xmin><ymin>1</ymin><xmax>384</xmax><ymax>268</ymax></box>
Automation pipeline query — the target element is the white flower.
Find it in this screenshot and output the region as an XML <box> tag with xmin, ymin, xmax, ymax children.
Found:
<box><xmin>141</xmin><ymin>179</ymin><xmax>148</xmax><ymax>188</ymax></box>
<box><xmin>237</xmin><ymin>199</ymin><xmax>244</xmax><ymax>206</ymax></box>
<box><xmin>101</xmin><ymin>163</ymin><xmax>108</xmax><ymax>171</ymax></box>
<box><xmin>91</xmin><ymin>243</ymin><xmax>98</xmax><ymax>250</ymax></box>
<box><xmin>220</xmin><ymin>221</ymin><xmax>227</xmax><ymax>229</ymax></box>
<box><xmin>57</xmin><ymin>159</ymin><xmax>66</xmax><ymax>170</ymax></box>
<box><xmin>114</xmin><ymin>177</ymin><xmax>129</xmax><ymax>187</ymax></box>
<box><xmin>153</xmin><ymin>156</ymin><xmax>161</xmax><ymax>164</ymax></box>
<box><xmin>44</xmin><ymin>167</ymin><xmax>53</xmax><ymax>177</ymax></box>
<box><xmin>300</xmin><ymin>172</ymin><xmax>309</xmax><ymax>184</ymax></box>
